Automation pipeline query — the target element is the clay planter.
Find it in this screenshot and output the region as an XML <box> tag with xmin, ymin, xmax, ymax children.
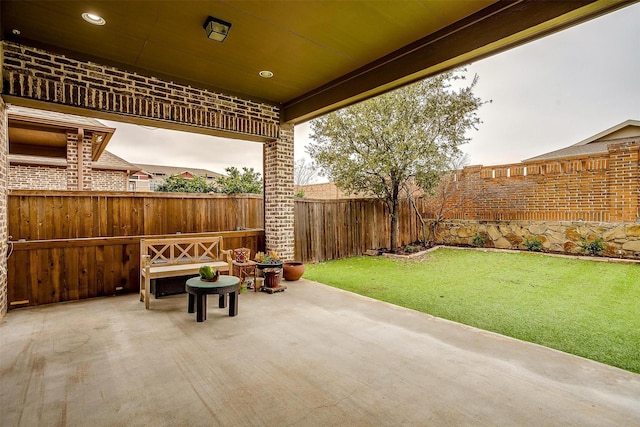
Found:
<box><xmin>283</xmin><ymin>262</ymin><xmax>305</xmax><ymax>281</ymax></box>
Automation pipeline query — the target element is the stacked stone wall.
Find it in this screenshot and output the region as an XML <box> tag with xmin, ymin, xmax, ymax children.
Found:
<box><xmin>435</xmin><ymin>219</ymin><xmax>640</xmax><ymax>258</ymax></box>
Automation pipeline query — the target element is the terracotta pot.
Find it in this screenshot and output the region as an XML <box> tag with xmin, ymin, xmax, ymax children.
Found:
<box><xmin>283</xmin><ymin>262</ymin><xmax>305</xmax><ymax>281</ymax></box>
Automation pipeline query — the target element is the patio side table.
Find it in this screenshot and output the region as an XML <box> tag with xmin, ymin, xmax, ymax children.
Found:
<box><xmin>185</xmin><ymin>275</ymin><xmax>240</xmax><ymax>322</ymax></box>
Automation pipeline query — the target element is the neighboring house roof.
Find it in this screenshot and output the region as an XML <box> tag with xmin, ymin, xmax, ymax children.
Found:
<box><xmin>524</xmin><ymin>120</ymin><xmax>640</xmax><ymax>162</ymax></box>
<box><xmin>134</xmin><ymin>163</ymin><xmax>222</xmax><ymax>180</ymax></box>
<box><xmin>93</xmin><ymin>151</ymin><xmax>137</xmax><ymax>171</ymax></box>
<box><xmin>7</xmin><ymin>105</ymin><xmax>115</xmax><ymax>161</ymax></box>
<box><xmin>9</xmin><ymin>150</ymin><xmax>135</xmax><ymax>171</ymax></box>
<box><xmin>8</xmin><ymin>105</ymin><xmax>108</xmax><ymax>129</ymax></box>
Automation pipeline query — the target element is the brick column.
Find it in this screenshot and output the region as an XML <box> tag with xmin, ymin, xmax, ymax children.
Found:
<box><xmin>264</xmin><ymin>124</ymin><xmax>295</xmax><ymax>261</ymax></box>
<box><xmin>607</xmin><ymin>141</ymin><xmax>640</xmax><ymax>222</ymax></box>
<box><xmin>66</xmin><ymin>131</ymin><xmax>92</xmax><ymax>190</ymax></box>
<box><xmin>81</xmin><ymin>133</ymin><xmax>93</xmax><ymax>190</ymax></box>
<box><xmin>67</xmin><ymin>132</ymin><xmax>79</xmax><ymax>190</ymax></box>
<box><xmin>0</xmin><ymin>98</ymin><xmax>8</xmax><ymax>318</ymax></box>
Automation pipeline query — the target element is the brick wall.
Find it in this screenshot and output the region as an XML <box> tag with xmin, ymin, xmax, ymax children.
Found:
<box><xmin>9</xmin><ymin>165</ymin><xmax>128</xmax><ymax>191</ymax></box>
<box><xmin>295</xmin><ymin>182</ymin><xmax>368</xmax><ymax>199</ymax></box>
<box><xmin>436</xmin><ymin>138</ymin><xmax>640</xmax><ymax>223</ymax></box>
<box><xmin>265</xmin><ymin>124</ymin><xmax>295</xmax><ymax>261</ymax></box>
<box><xmin>9</xmin><ymin>164</ymin><xmax>67</xmax><ymax>190</ymax></box>
<box><xmin>1</xmin><ymin>41</ymin><xmax>280</xmax><ymax>140</ymax></box>
<box><xmin>0</xmin><ymin>99</ymin><xmax>8</xmax><ymax>318</ymax></box>
<box><xmin>92</xmin><ymin>170</ymin><xmax>129</xmax><ymax>191</ymax></box>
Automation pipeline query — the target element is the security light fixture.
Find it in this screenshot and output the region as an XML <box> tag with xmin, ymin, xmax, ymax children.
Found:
<box><xmin>203</xmin><ymin>16</ymin><xmax>231</xmax><ymax>42</ymax></box>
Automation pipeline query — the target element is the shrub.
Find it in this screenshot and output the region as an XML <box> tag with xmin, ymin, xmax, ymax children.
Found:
<box><xmin>471</xmin><ymin>233</ymin><xmax>485</xmax><ymax>248</ymax></box>
<box><xmin>405</xmin><ymin>244</ymin><xmax>418</xmax><ymax>253</ymax></box>
<box><xmin>294</xmin><ymin>190</ymin><xmax>305</xmax><ymax>198</ymax></box>
<box><xmin>579</xmin><ymin>238</ymin><xmax>605</xmax><ymax>256</ymax></box>
<box><xmin>523</xmin><ymin>236</ymin><xmax>543</xmax><ymax>252</ymax></box>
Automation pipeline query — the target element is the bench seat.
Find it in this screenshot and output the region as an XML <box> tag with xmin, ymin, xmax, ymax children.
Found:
<box><xmin>140</xmin><ymin>235</ymin><xmax>232</xmax><ymax>309</ymax></box>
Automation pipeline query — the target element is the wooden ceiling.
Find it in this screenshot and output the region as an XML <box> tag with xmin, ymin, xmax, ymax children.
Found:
<box><xmin>1</xmin><ymin>1</ymin><xmax>633</xmax><ymax>124</ymax></box>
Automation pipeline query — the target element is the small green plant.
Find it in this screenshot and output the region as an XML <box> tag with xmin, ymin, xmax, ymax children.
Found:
<box><xmin>579</xmin><ymin>238</ymin><xmax>605</xmax><ymax>256</ymax></box>
<box><xmin>294</xmin><ymin>190</ymin><xmax>305</xmax><ymax>198</ymax></box>
<box><xmin>471</xmin><ymin>233</ymin><xmax>485</xmax><ymax>248</ymax></box>
<box><xmin>523</xmin><ymin>236</ymin><xmax>543</xmax><ymax>252</ymax></box>
<box><xmin>405</xmin><ymin>244</ymin><xmax>418</xmax><ymax>253</ymax></box>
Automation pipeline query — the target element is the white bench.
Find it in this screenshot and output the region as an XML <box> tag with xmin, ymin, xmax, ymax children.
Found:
<box><xmin>140</xmin><ymin>235</ymin><xmax>232</xmax><ymax>309</ymax></box>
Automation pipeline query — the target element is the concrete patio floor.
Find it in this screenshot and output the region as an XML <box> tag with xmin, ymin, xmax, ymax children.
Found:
<box><xmin>1</xmin><ymin>279</ymin><xmax>639</xmax><ymax>426</ymax></box>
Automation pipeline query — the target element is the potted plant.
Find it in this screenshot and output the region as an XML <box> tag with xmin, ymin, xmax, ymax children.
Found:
<box><xmin>254</xmin><ymin>251</ymin><xmax>283</xmax><ymax>288</ymax></box>
<box><xmin>283</xmin><ymin>261</ymin><xmax>305</xmax><ymax>281</ymax></box>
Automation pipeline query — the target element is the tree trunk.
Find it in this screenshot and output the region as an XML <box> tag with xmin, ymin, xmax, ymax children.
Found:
<box><xmin>390</xmin><ymin>196</ymin><xmax>399</xmax><ymax>253</ymax></box>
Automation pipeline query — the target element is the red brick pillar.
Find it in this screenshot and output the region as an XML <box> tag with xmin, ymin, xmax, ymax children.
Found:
<box><xmin>264</xmin><ymin>124</ymin><xmax>295</xmax><ymax>261</ymax></box>
<box><xmin>607</xmin><ymin>141</ymin><xmax>640</xmax><ymax>222</ymax></box>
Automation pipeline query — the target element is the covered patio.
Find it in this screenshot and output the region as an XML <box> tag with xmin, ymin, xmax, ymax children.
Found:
<box><xmin>2</xmin><ymin>279</ymin><xmax>639</xmax><ymax>425</ymax></box>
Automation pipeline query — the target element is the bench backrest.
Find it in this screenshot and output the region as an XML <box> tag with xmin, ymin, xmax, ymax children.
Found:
<box><xmin>141</xmin><ymin>236</ymin><xmax>226</xmax><ymax>267</ymax></box>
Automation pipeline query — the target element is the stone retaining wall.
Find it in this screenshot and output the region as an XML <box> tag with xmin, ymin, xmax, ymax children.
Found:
<box><xmin>435</xmin><ymin>219</ymin><xmax>640</xmax><ymax>259</ymax></box>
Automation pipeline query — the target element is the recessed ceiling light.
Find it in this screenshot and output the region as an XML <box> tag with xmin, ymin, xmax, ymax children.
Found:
<box><xmin>82</xmin><ymin>12</ymin><xmax>106</xmax><ymax>26</ymax></box>
<box><xmin>12</xmin><ymin>29</ymin><xmax>21</xmax><ymax>35</ymax></box>
<box><xmin>259</xmin><ymin>70</ymin><xmax>274</xmax><ymax>79</ymax></box>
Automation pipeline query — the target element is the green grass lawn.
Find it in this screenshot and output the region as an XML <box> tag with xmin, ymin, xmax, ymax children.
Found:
<box><xmin>304</xmin><ymin>248</ymin><xmax>640</xmax><ymax>373</ymax></box>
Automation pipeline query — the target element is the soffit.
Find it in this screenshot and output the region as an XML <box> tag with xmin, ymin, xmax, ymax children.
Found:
<box><xmin>1</xmin><ymin>1</ymin><xmax>634</xmax><ymax>124</ymax></box>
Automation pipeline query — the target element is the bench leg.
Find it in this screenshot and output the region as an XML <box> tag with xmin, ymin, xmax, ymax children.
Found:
<box><xmin>144</xmin><ymin>276</ymin><xmax>151</xmax><ymax>310</ymax></box>
<box><xmin>196</xmin><ymin>294</ymin><xmax>207</xmax><ymax>322</ymax></box>
<box><xmin>229</xmin><ymin>291</ymin><xmax>238</xmax><ymax>317</ymax></box>
<box><xmin>219</xmin><ymin>293</ymin><xmax>227</xmax><ymax>308</ymax></box>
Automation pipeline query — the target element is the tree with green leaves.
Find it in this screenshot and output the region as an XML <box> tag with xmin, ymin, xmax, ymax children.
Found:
<box><xmin>309</xmin><ymin>70</ymin><xmax>484</xmax><ymax>252</ymax></box>
<box><xmin>215</xmin><ymin>166</ymin><xmax>262</xmax><ymax>194</ymax></box>
<box><xmin>155</xmin><ymin>174</ymin><xmax>213</xmax><ymax>193</ymax></box>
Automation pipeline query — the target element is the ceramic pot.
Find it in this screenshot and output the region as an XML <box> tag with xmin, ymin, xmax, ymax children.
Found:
<box><xmin>283</xmin><ymin>262</ymin><xmax>305</xmax><ymax>281</ymax></box>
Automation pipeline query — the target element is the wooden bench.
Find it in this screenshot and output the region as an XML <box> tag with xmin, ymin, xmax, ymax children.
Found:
<box><xmin>140</xmin><ymin>235</ymin><xmax>232</xmax><ymax>309</ymax></box>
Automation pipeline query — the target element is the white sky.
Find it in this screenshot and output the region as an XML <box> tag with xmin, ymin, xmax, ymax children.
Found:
<box><xmin>105</xmin><ymin>2</ymin><xmax>640</xmax><ymax>178</ymax></box>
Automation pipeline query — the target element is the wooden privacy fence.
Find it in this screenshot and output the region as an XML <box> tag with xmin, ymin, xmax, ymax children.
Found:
<box><xmin>8</xmin><ymin>190</ymin><xmax>264</xmax><ymax>240</ymax></box>
<box><xmin>8</xmin><ymin>230</ymin><xmax>264</xmax><ymax>308</ymax></box>
<box><xmin>294</xmin><ymin>198</ymin><xmax>426</xmax><ymax>263</ymax></box>
<box><xmin>8</xmin><ymin>190</ymin><xmax>265</xmax><ymax>308</ymax></box>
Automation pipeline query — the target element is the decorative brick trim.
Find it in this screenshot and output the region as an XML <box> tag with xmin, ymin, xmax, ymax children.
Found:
<box><xmin>2</xmin><ymin>41</ymin><xmax>280</xmax><ymax>140</ymax></box>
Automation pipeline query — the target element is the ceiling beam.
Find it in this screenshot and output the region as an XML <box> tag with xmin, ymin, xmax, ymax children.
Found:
<box><xmin>281</xmin><ymin>0</ymin><xmax>632</xmax><ymax>124</ymax></box>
